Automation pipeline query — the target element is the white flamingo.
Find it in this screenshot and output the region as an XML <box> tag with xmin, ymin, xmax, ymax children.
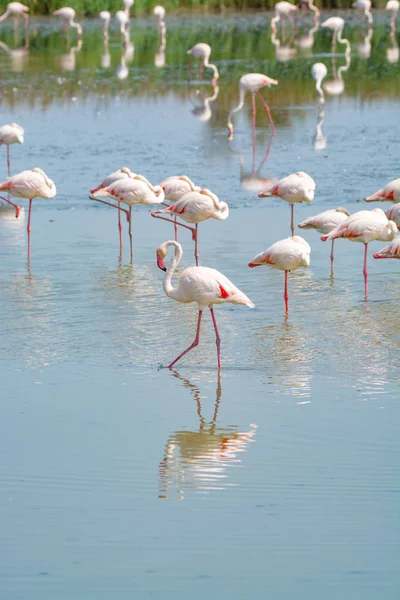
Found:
<box><xmin>0</xmin><ymin>122</ymin><xmax>24</xmax><ymax>175</ymax></box>
<box><xmin>311</xmin><ymin>62</ymin><xmax>327</xmax><ymax>105</ymax></box>
<box><xmin>322</xmin><ymin>17</ymin><xmax>351</xmax><ymax>55</ymax></box>
<box><xmin>159</xmin><ymin>175</ymin><xmax>201</xmax><ymax>240</ymax></box>
<box><xmin>385</xmin><ymin>203</ymin><xmax>400</xmax><ymax>227</ymax></box>
<box><xmin>156</xmin><ymin>240</ymin><xmax>254</xmax><ymax>369</ymax></box>
<box><xmin>365</xmin><ymin>178</ymin><xmax>400</xmax><ymax>202</ymax></box>
<box><xmin>298</xmin><ymin>207</ymin><xmax>350</xmax><ymax>269</ymax></box>
<box><xmin>352</xmin><ymin>0</ymin><xmax>373</xmax><ymax>27</ymax></box>
<box><xmin>0</xmin><ymin>3</ymin><xmax>29</xmax><ymax>35</ymax></box>
<box><xmin>53</xmin><ymin>7</ymin><xmax>82</xmax><ymax>39</ymax></box>
<box><xmin>100</xmin><ymin>11</ymin><xmax>111</xmax><ymax>41</ymax></box>
<box><xmin>271</xmin><ymin>2</ymin><xmax>298</xmax><ymax>40</ymax></box>
<box><xmin>374</xmin><ymin>236</ymin><xmax>400</xmax><ymax>259</ymax></box>
<box><xmin>187</xmin><ymin>43</ymin><xmax>219</xmax><ymax>85</ymax></box>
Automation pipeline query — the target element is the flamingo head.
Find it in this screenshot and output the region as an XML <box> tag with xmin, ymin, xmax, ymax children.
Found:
<box><xmin>264</xmin><ymin>76</ymin><xmax>278</xmax><ymax>87</ymax></box>
<box><xmin>156</xmin><ymin>243</ymin><xmax>168</xmax><ymax>271</ymax></box>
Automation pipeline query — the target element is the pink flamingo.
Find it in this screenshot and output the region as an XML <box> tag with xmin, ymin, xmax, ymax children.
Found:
<box><xmin>365</xmin><ymin>177</ymin><xmax>400</xmax><ymax>202</ymax></box>
<box><xmin>248</xmin><ymin>236</ymin><xmax>310</xmax><ymax>313</ymax></box>
<box><xmin>259</xmin><ymin>171</ymin><xmax>315</xmax><ymax>236</ymax></box>
<box><xmin>298</xmin><ymin>207</ymin><xmax>350</xmax><ymax>270</ymax></box>
<box><xmin>0</xmin><ymin>122</ymin><xmax>24</xmax><ymax>175</ymax></box>
<box><xmin>156</xmin><ymin>240</ymin><xmax>254</xmax><ymax>369</ymax></box>
<box><xmin>352</xmin><ymin>0</ymin><xmax>373</xmax><ymax>27</ymax></box>
<box><xmin>187</xmin><ymin>43</ymin><xmax>219</xmax><ymax>85</ymax></box>
<box><xmin>374</xmin><ymin>236</ymin><xmax>400</xmax><ymax>259</ymax></box>
<box><xmin>0</xmin><ymin>168</ymin><xmax>56</xmax><ymax>261</ymax></box>
<box><xmin>159</xmin><ymin>175</ymin><xmax>201</xmax><ymax>240</ymax></box>
<box><xmin>227</xmin><ymin>73</ymin><xmax>278</xmax><ymax>139</ymax></box>
<box><xmin>321</xmin><ymin>208</ymin><xmax>398</xmax><ymax>298</ymax></box>
<box><xmin>53</xmin><ymin>7</ymin><xmax>82</xmax><ymax>39</ymax></box>
<box><xmin>322</xmin><ymin>17</ymin><xmax>351</xmax><ymax>55</ymax></box>
<box><xmin>271</xmin><ymin>2</ymin><xmax>298</xmax><ymax>40</ymax></box>
<box><xmin>151</xmin><ymin>189</ymin><xmax>229</xmax><ymax>266</ymax></box>
<box><xmin>385</xmin><ymin>203</ymin><xmax>400</xmax><ymax>227</ymax></box>
<box><xmin>0</xmin><ymin>3</ymin><xmax>29</xmax><ymax>37</ymax></box>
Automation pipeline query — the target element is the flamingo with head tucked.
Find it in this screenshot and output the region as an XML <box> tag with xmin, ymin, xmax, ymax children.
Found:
<box><xmin>374</xmin><ymin>236</ymin><xmax>400</xmax><ymax>259</ymax></box>
<box><xmin>365</xmin><ymin>178</ymin><xmax>400</xmax><ymax>203</ymax></box>
<box><xmin>156</xmin><ymin>240</ymin><xmax>254</xmax><ymax>369</ymax></box>
<box><xmin>227</xmin><ymin>73</ymin><xmax>278</xmax><ymax>139</ymax></box>
<box><xmin>159</xmin><ymin>175</ymin><xmax>201</xmax><ymax>240</ymax></box>
<box><xmin>187</xmin><ymin>43</ymin><xmax>219</xmax><ymax>85</ymax></box>
<box><xmin>385</xmin><ymin>203</ymin><xmax>400</xmax><ymax>227</ymax></box>
<box><xmin>0</xmin><ymin>122</ymin><xmax>24</xmax><ymax>175</ymax></box>
<box><xmin>152</xmin><ymin>189</ymin><xmax>229</xmax><ymax>266</ymax></box>
<box><xmin>298</xmin><ymin>207</ymin><xmax>350</xmax><ymax>270</ymax></box>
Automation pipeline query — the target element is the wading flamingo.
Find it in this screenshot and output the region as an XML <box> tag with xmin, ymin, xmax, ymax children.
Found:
<box><xmin>156</xmin><ymin>240</ymin><xmax>254</xmax><ymax>369</ymax></box>
<box><xmin>100</xmin><ymin>11</ymin><xmax>111</xmax><ymax>41</ymax></box>
<box><xmin>92</xmin><ymin>176</ymin><xmax>164</xmax><ymax>260</ymax></box>
<box><xmin>0</xmin><ymin>3</ymin><xmax>29</xmax><ymax>36</ymax></box>
<box><xmin>386</xmin><ymin>0</ymin><xmax>399</xmax><ymax>27</ymax></box>
<box><xmin>187</xmin><ymin>43</ymin><xmax>219</xmax><ymax>85</ymax></box>
<box><xmin>152</xmin><ymin>189</ymin><xmax>229</xmax><ymax>266</ymax></box>
<box><xmin>124</xmin><ymin>0</ymin><xmax>134</xmax><ymax>18</ymax></box>
<box><xmin>321</xmin><ymin>209</ymin><xmax>398</xmax><ymax>298</ymax></box>
<box><xmin>116</xmin><ymin>10</ymin><xmax>129</xmax><ymax>44</ymax></box>
<box><xmin>374</xmin><ymin>236</ymin><xmax>400</xmax><ymax>259</ymax></box>
<box><xmin>365</xmin><ymin>178</ymin><xmax>400</xmax><ymax>202</ymax></box>
<box><xmin>311</xmin><ymin>62</ymin><xmax>327</xmax><ymax>105</ymax></box>
<box><xmin>352</xmin><ymin>0</ymin><xmax>373</xmax><ymax>27</ymax></box>
<box><xmin>322</xmin><ymin>17</ymin><xmax>351</xmax><ymax>55</ymax></box>
<box><xmin>0</xmin><ymin>122</ymin><xmax>24</xmax><ymax>175</ymax></box>
<box><xmin>53</xmin><ymin>7</ymin><xmax>82</xmax><ymax>39</ymax></box>
<box><xmin>385</xmin><ymin>203</ymin><xmax>400</xmax><ymax>227</ymax></box>
<box><xmin>271</xmin><ymin>2</ymin><xmax>298</xmax><ymax>40</ymax></box>
<box><xmin>227</xmin><ymin>73</ymin><xmax>278</xmax><ymax>139</ymax></box>
<box><xmin>298</xmin><ymin>207</ymin><xmax>350</xmax><ymax>271</ymax></box>
<box><xmin>259</xmin><ymin>171</ymin><xmax>315</xmax><ymax>236</ymax></box>
<box><xmin>0</xmin><ymin>168</ymin><xmax>56</xmax><ymax>261</ymax></box>
<box><xmin>248</xmin><ymin>236</ymin><xmax>311</xmax><ymax>314</ymax></box>
<box><xmin>153</xmin><ymin>5</ymin><xmax>165</xmax><ymax>30</ymax></box>
<box><xmin>159</xmin><ymin>175</ymin><xmax>201</xmax><ymax>240</ymax></box>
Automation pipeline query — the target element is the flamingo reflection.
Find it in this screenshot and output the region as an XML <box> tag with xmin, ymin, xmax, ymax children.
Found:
<box><xmin>229</xmin><ymin>130</ymin><xmax>276</xmax><ymax>194</ymax></box>
<box><xmin>356</xmin><ymin>27</ymin><xmax>373</xmax><ymax>58</ymax></box>
<box><xmin>189</xmin><ymin>84</ymin><xmax>219</xmax><ymax>122</ymax></box>
<box><xmin>294</xmin><ymin>20</ymin><xmax>320</xmax><ymax>54</ymax></box>
<box><xmin>159</xmin><ymin>372</ymin><xmax>257</xmax><ymax>499</ymax></box>
<box><xmin>323</xmin><ymin>52</ymin><xmax>351</xmax><ymax>97</ymax></box>
<box><xmin>0</xmin><ymin>27</ymin><xmax>29</xmax><ymax>72</ymax></box>
<box><xmin>58</xmin><ymin>39</ymin><xmax>82</xmax><ymax>72</ymax></box>
<box><xmin>271</xmin><ymin>26</ymin><xmax>297</xmax><ymax>61</ymax></box>
<box><xmin>387</xmin><ymin>21</ymin><xmax>399</xmax><ymax>63</ymax></box>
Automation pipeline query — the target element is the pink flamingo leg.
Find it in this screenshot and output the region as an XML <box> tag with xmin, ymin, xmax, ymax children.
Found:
<box><xmin>7</xmin><ymin>145</ymin><xmax>10</xmax><ymax>176</ymax></box>
<box><xmin>91</xmin><ymin>197</ymin><xmax>130</xmax><ymax>221</ymax></box>
<box><xmin>117</xmin><ymin>201</ymin><xmax>123</xmax><ymax>257</ymax></box>
<box><xmin>290</xmin><ymin>204</ymin><xmax>295</xmax><ymax>236</ymax></box>
<box><xmin>128</xmin><ymin>206</ymin><xmax>133</xmax><ymax>262</ymax></box>
<box><xmin>151</xmin><ymin>212</ymin><xmax>196</xmax><ymax>237</ymax></box>
<box><xmin>251</xmin><ymin>92</ymin><xmax>257</xmax><ymax>173</ymax></box>
<box><xmin>174</xmin><ymin>216</ymin><xmax>179</xmax><ymax>242</ymax></box>
<box><xmin>0</xmin><ymin>194</ymin><xmax>21</xmax><ymax>218</ymax></box>
<box><xmin>330</xmin><ymin>239</ymin><xmax>335</xmax><ymax>273</ymax></box>
<box><xmin>194</xmin><ymin>223</ymin><xmax>199</xmax><ymax>266</ymax></box>
<box><xmin>210</xmin><ymin>307</ymin><xmax>221</xmax><ymax>369</ymax></box>
<box><xmin>363</xmin><ymin>242</ymin><xmax>368</xmax><ymax>299</ymax></box>
<box><xmin>284</xmin><ymin>270</ymin><xmax>289</xmax><ymax>313</ymax></box>
<box><xmin>168</xmin><ymin>310</ymin><xmax>203</xmax><ymax>369</ymax></box>
<box><xmin>27</xmin><ymin>198</ymin><xmax>32</xmax><ymax>263</ymax></box>
<box><xmin>256</xmin><ymin>91</ymin><xmax>276</xmax><ymax>134</ymax></box>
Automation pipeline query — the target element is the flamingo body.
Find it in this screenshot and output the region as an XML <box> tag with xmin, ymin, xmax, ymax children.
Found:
<box><xmin>321</xmin><ymin>209</ymin><xmax>398</xmax><ymax>244</ymax></box>
<box><xmin>92</xmin><ymin>177</ymin><xmax>164</xmax><ymax>206</ymax></box>
<box><xmin>0</xmin><ymin>122</ymin><xmax>24</xmax><ymax>145</ymax></box>
<box><xmin>0</xmin><ymin>168</ymin><xmax>56</xmax><ymax>199</ymax></box>
<box><xmin>298</xmin><ymin>207</ymin><xmax>350</xmax><ymax>234</ymax></box>
<box><xmin>157</xmin><ymin>190</ymin><xmax>229</xmax><ymax>224</ymax></box>
<box><xmin>160</xmin><ymin>175</ymin><xmax>200</xmax><ymax>202</ymax></box>
<box><xmin>227</xmin><ymin>73</ymin><xmax>278</xmax><ymax>136</ymax></box>
<box><xmin>385</xmin><ymin>203</ymin><xmax>400</xmax><ymax>227</ymax></box>
<box><xmin>90</xmin><ymin>167</ymin><xmax>135</xmax><ymax>196</ymax></box>
<box><xmin>386</xmin><ymin>0</ymin><xmax>400</xmax><ymax>15</ymax></box>
<box><xmin>153</xmin><ymin>5</ymin><xmax>165</xmax><ymax>20</ymax></box>
<box><xmin>0</xmin><ymin>2</ymin><xmax>29</xmax><ymax>20</ymax></box>
<box><xmin>187</xmin><ymin>43</ymin><xmax>219</xmax><ymax>83</ymax></box>
<box><xmin>259</xmin><ymin>171</ymin><xmax>315</xmax><ymax>203</ymax></box>
<box><xmin>374</xmin><ymin>236</ymin><xmax>400</xmax><ymax>259</ymax></box>
<box><xmin>100</xmin><ymin>10</ymin><xmax>111</xmax><ymax>21</ymax></box>
<box><xmin>248</xmin><ymin>236</ymin><xmax>311</xmax><ymax>271</ymax></box>
<box><xmin>365</xmin><ymin>178</ymin><xmax>400</xmax><ymax>202</ymax></box>
<box><xmin>311</xmin><ymin>62</ymin><xmax>327</xmax><ymax>104</ymax></box>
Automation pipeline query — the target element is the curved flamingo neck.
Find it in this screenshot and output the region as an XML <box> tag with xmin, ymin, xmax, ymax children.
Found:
<box><xmin>164</xmin><ymin>241</ymin><xmax>183</xmax><ymax>300</ymax></box>
<box><xmin>337</xmin><ymin>27</ymin><xmax>351</xmax><ymax>55</ymax></box>
<box><xmin>227</xmin><ymin>85</ymin><xmax>245</xmax><ymax>131</ymax></box>
<box><xmin>0</xmin><ymin>8</ymin><xmax>10</xmax><ymax>22</ymax></box>
<box><xmin>203</xmin><ymin>57</ymin><xmax>219</xmax><ymax>81</ymax></box>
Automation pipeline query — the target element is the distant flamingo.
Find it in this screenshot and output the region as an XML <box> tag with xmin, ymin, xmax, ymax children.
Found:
<box><xmin>321</xmin><ymin>209</ymin><xmax>398</xmax><ymax>298</ymax></box>
<box><xmin>187</xmin><ymin>43</ymin><xmax>219</xmax><ymax>85</ymax></box>
<box><xmin>100</xmin><ymin>11</ymin><xmax>111</xmax><ymax>40</ymax></box>
<box><xmin>153</xmin><ymin>5</ymin><xmax>165</xmax><ymax>30</ymax></box>
<box><xmin>0</xmin><ymin>3</ymin><xmax>29</xmax><ymax>35</ymax></box>
<box><xmin>385</xmin><ymin>203</ymin><xmax>400</xmax><ymax>226</ymax></box>
<box><xmin>259</xmin><ymin>171</ymin><xmax>315</xmax><ymax>236</ymax></box>
<box><xmin>271</xmin><ymin>2</ymin><xmax>298</xmax><ymax>40</ymax></box>
<box><xmin>152</xmin><ymin>189</ymin><xmax>229</xmax><ymax>266</ymax></box>
<box><xmin>374</xmin><ymin>236</ymin><xmax>400</xmax><ymax>259</ymax></box>
<box><xmin>311</xmin><ymin>62</ymin><xmax>327</xmax><ymax>105</ymax></box>
<box><xmin>156</xmin><ymin>240</ymin><xmax>254</xmax><ymax>369</ymax></box>
<box><xmin>0</xmin><ymin>122</ymin><xmax>24</xmax><ymax>175</ymax></box>
<box><xmin>365</xmin><ymin>178</ymin><xmax>400</xmax><ymax>202</ymax></box>
<box><xmin>53</xmin><ymin>7</ymin><xmax>82</xmax><ymax>39</ymax></box>
<box><xmin>322</xmin><ymin>17</ymin><xmax>351</xmax><ymax>55</ymax></box>
<box><xmin>124</xmin><ymin>0</ymin><xmax>134</xmax><ymax>18</ymax></box>
<box><xmin>386</xmin><ymin>0</ymin><xmax>399</xmax><ymax>27</ymax></box>
<box><xmin>248</xmin><ymin>236</ymin><xmax>311</xmax><ymax>313</ymax></box>
<box><xmin>159</xmin><ymin>175</ymin><xmax>201</xmax><ymax>240</ymax></box>
<box><xmin>115</xmin><ymin>10</ymin><xmax>129</xmax><ymax>44</ymax></box>
<box><xmin>297</xmin><ymin>0</ymin><xmax>319</xmax><ymax>21</ymax></box>
<box><xmin>227</xmin><ymin>73</ymin><xmax>278</xmax><ymax>139</ymax></box>
<box><xmin>352</xmin><ymin>0</ymin><xmax>373</xmax><ymax>27</ymax></box>
<box><xmin>0</xmin><ymin>168</ymin><xmax>56</xmax><ymax>261</ymax></box>
<box><xmin>298</xmin><ymin>207</ymin><xmax>350</xmax><ymax>270</ymax></box>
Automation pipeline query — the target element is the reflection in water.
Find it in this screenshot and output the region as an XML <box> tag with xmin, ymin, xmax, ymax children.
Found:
<box><xmin>323</xmin><ymin>52</ymin><xmax>351</xmax><ymax>97</ymax></box>
<box><xmin>271</xmin><ymin>27</ymin><xmax>297</xmax><ymax>61</ymax></box>
<box><xmin>313</xmin><ymin>105</ymin><xmax>327</xmax><ymax>151</ymax></box>
<box><xmin>294</xmin><ymin>20</ymin><xmax>320</xmax><ymax>54</ymax></box>
<box><xmin>189</xmin><ymin>84</ymin><xmax>219</xmax><ymax>122</ymax></box>
<box><xmin>0</xmin><ymin>29</ymin><xmax>29</xmax><ymax>73</ymax></box>
<box><xmin>356</xmin><ymin>27</ymin><xmax>373</xmax><ymax>59</ymax></box>
<box><xmin>159</xmin><ymin>371</ymin><xmax>257</xmax><ymax>499</ymax></box>
<box><xmin>58</xmin><ymin>39</ymin><xmax>82</xmax><ymax>72</ymax></box>
<box><xmin>154</xmin><ymin>29</ymin><xmax>166</xmax><ymax>68</ymax></box>
<box><xmin>387</xmin><ymin>24</ymin><xmax>399</xmax><ymax>63</ymax></box>
<box><xmin>116</xmin><ymin>40</ymin><xmax>134</xmax><ymax>81</ymax></box>
<box><xmin>230</xmin><ymin>132</ymin><xmax>277</xmax><ymax>193</ymax></box>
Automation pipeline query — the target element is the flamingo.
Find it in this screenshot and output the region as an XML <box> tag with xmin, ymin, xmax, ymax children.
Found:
<box><xmin>365</xmin><ymin>178</ymin><xmax>400</xmax><ymax>202</ymax></box>
<box><xmin>0</xmin><ymin>122</ymin><xmax>24</xmax><ymax>175</ymax></box>
<box><xmin>298</xmin><ymin>207</ymin><xmax>350</xmax><ymax>270</ymax></box>
<box><xmin>297</xmin><ymin>0</ymin><xmax>319</xmax><ymax>21</ymax></box>
<box><xmin>153</xmin><ymin>5</ymin><xmax>165</xmax><ymax>29</ymax></box>
<box><xmin>156</xmin><ymin>240</ymin><xmax>254</xmax><ymax>369</ymax></box>
<box><xmin>386</xmin><ymin>0</ymin><xmax>399</xmax><ymax>27</ymax></box>
<box><xmin>152</xmin><ymin>189</ymin><xmax>229</xmax><ymax>266</ymax></box>
<box><xmin>352</xmin><ymin>0</ymin><xmax>373</xmax><ymax>27</ymax></box>
<box><xmin>115</xmin><ymin>10</ymin><xmax>129</xmax><ymax>45</ymax></box>
<box><xmin>0</xmin><ymin>3</ymin><xmax>29</xmax><ymax>36</ymax></box>
<box><xmin>153</xmin><ymin>5</ymin><xmax>166</xmax><ymax>66</ymax></box>
<box><xmin>385</xmin><ymin>203</ymin><xmax>400</xmax><ymax>227</ymax></box>
<box><xmin>53</xmin><ymin>7</ymin><xmax>82</xmax><ymax>39</ymax></box>
<box><xmin>271</xmin><ymin>27</ymin><xmax>297</xmax><ymax>61</ymax></box>
<box><xmin>322</xmin><ymin>17</ymin><xmax>351</xmax><ymax>55</ymax></box>
<box><xmin>374</xmin><ymin>236</ymin><xmax>400</xmax><ymax>259</ymax></box>
<box><xmin>227</xmin><ymin>73</ymin><xmax>278</xmax><ymax>139</ymax></box>
<box><xmin>159</xmin><ymin>175</ymin><xmax>201</xmax><ymax>240</ymax></box>
<box><xmin>321</xmin><ymin>209</ymin><xmax>398</xmax><ymax>298</ymax></box>
<box><xmin>124</xmin><ymin>0</ymin><xmax>134</xmax><ymax>18</ymax></box>
<box><xmin>248</xmin><ymin>236</ymin><xmax>311</xmax><ymax>314</ymax></box>
<box><xmin>271</xmin><ymin>2</ymin><xmax>298</xmax><ymax>40</ymax></box>
<box><xmin>187</xmin><ymin>43</ymin><xmax>219</xmax><ymax>85</ymax></box>
<box><xmin>259</xmin><ymin>171</ymin><xmax>315</xmax><ymax>236</ymax></box>
<box><xmin>311</xmin><ymin>62</ymin><xmax>327</xmax><ymax>105</ymax></box>
<box><xmin>0</xmin><ymin>168</ymin><xmax>56</xmax><ymax>261</ymax></box>
<box><xmin>92</xmin><ymin>176</ymin><xmax>164</xmax><ymax>260</ymax></box>
<box><xmin>100</xmin><ymin>11</ymin><xmax>111</xmax><ymax>41</ymax></box>
<box><xmin>387</xmin><ymin>26</ymin><xmax>399</xmax><ymax>63</ymax></box>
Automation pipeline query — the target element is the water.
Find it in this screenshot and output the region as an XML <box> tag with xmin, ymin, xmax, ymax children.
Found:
<box><xmin>1</xmin><ymin>12</ymin><xmax>399</xmax><ymax>599</ymax></box>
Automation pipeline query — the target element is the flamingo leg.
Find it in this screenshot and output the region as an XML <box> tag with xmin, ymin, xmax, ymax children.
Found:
<box><xmin>290</xmin><ymin>204</ymin><xmax>294</xmax><ymax>236</ymax></box>
<box><xmin>168</xmin><ymin>310</ymin><xmax>203</xmax><ymax>369</ymax></box>
<box><xmin>0</xmin><ymin>194</ymin><xmax>21</xmax><ymax>218</ymax></box>
<box><xmin>256</xmin><ymin>91</ymin><xmax>276</xmax><ymax>134</ymax></box>
<box><xmin>330</xmin><ymin>239</ymin><xmax>335</xmax><ymax>274</ymax></box>
<box><xmin>251</xmin><ymin>92</ymin><xmax>257</xmax><ymax>173</ymax></box>
<box><xmin>332</xmin><ymin>29</ymin><xmax>337</xmax><ymax>54</ymax></box>
<box><xmin>194</xmin><ymin>223</ymin><xmax>199</xmax><ymax>266</ymax></box>
<box><xmin>209</xmin><ymin>307</ymin><xmax>221</xmax><ymax>370</ymax></box>
<box><xmin>27</xmin><ymin>198</ymin><xmax>32</xmax><ymax>263</ymax></box>
<box><xmin>7</xmin><ymin>145</ymin><xmax>10</xmax><ymax>176</ymax></box>
<box><xmin>284</xmin><ymin>270</ymin><xmax>289</xmax><ymax>313</ymax></box>
<box><xmin>118</xmin><ymin>201</ymin><xmax>123</xmax><ymax>257</ymax></box>
<box><xmin>282</xmin><ymin>16</ymin><xmax>286</xmax><ymax>42</ymax></box>
<box><xmin>128</xmin><ymin>206</ymin><xmax>133</xmax><ymax>262</ymax></box>
<box><xmin>363</xmin><ymin>242</ymin><xmax>368</xmax><ymax>299</ymax></box>
<box><xmin>174</xmin><ymin>216</ymin><xmax>179</xmax><ymax>242</ymax></box>
<box><xmin>90</xmin><ymin>197</ymin><xmax>130</xmax><ymax>220</ymax></box>
<box><xmin>151</xmin><ymin>212</ymin><xmax>196</xmax><ymax>237</ymax></box>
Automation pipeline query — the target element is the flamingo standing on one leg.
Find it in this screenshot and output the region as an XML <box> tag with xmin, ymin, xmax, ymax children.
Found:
<box><xmin>311</xmin><ymin>62</ymin><xmax>327</xmax><ymax>105</ymax></box>
<box><xmin>298</xmin><ymin>207</ymin><xmax>350</xmax><ymax>272</ymax></box>
<box><xmin>322</xmin><ymin>17</ymin><xmax>351</xmax><ymax>55</ymax></box>
<box><xmin>271</xmin><ymin>2</ymin><xmax>298</xmax><ymax>41</ymax></box>
<box><xmin>259</xmin><ymin>171</ymin><xmax>315</xmax><ymax>236</ymax></box>
<box><xmin>187</xmin><ymin>43</ymin><xmax>219</xmax><ymax>85</ymax></box>
<box><xmin>321</xmin><ymin>208</ymin><xmax>398</xmax><ymax>299</ymax></box>
<box><xmin>0</xmin><ymin>3</ymin><xmax>29</xmax><ymax>38</ymax></box>
<box><xmin>374</xmin><ymin>236</ymin><xmax>400</xmax><ymax>259</ymax></box>
<box><xmin>156</xmin><ymin>240</ymin><xmax>254</xmax><ymax>369</ymax></box>
<box><xmin>365</xmin><ymin>178</ymin><xmax>400</xmax><ymax>202</ymax></box>
<box><xmin>159</xmin><ymin>175</ymin><xmax>201</xmax><ymax>241</ymax></box>
<box><xmin>352</xmin><ymin>0</ymin><xmax>373</xmax><ymax>27</ymax></box>
<box><xmin>53</xmin><ymin>7</ymin><xmax>82</xmax><ymax>40</ymax></box>
<box><xmin>0</xmin><ymin>168</ymin><xmax>56</xmax><ymax>262</ymax></box>
<box><xmin>0</xmin><ymin>122</ymin><xmax>24</xmax><ymax>175</ymax></box>
<box><xmin>152</xmin><ymin>189</ymin><xmax>229</xmax><ymax>266</ymax></box>
<box><xmin>248</xmin><ymin>236</ymin><xmax>311</xmax><ymax>314</ymax></box>
<box><xmin>227</xmin><ymin>73</ymin><xmax>278</xmax><ymax>139</ymax></box>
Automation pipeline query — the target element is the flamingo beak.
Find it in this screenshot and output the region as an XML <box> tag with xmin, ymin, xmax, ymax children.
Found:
<box><xmin>157</xmin><ymin>255</ymin><xmax>166</xmax><ymax>271</ymax></box>
<box><xmin>267</xmin><ymin>78</ymin><xmax>279</xmax><ymax>87</ymax></box>
<box><xmin>248</xmin><ymin>263</ymin><xmax>261</xmax><ymax>268</ymax></box>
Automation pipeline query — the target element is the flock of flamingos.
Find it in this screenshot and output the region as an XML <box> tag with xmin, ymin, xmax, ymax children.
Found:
<box><xmin>0</xmin><ymin>1</ymin><xmax>399</xmax><ymax>369</ymax></box>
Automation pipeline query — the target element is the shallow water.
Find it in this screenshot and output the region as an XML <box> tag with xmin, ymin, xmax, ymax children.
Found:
<box><xmin>1</xmin><ymin>11</ymin><xmax>400</xmax><ymax>599</ymax></box>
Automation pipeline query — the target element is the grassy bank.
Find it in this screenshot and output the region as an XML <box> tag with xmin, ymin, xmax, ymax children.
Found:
<box><xmin>0</xmin><ymin>0</ymin><xmax>392</xmax><ymax>17</ymax></box>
